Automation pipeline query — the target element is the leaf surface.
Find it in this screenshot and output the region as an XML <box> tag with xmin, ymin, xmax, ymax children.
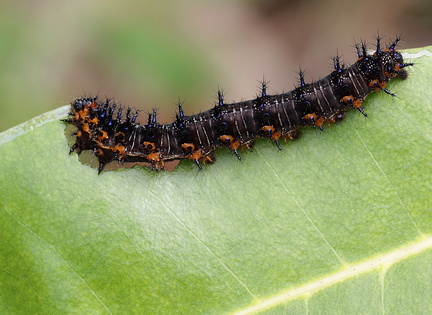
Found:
<box><xmin>0</xmin><ymin>47</ymin><xmax>431</xmax><ymax>314</ymax></box>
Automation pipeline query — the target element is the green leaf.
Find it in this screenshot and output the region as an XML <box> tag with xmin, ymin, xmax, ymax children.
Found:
<box><xmin>1</xmin><ymin>47</ymin><xmax>431</xmax><ymax>314</ymax></box>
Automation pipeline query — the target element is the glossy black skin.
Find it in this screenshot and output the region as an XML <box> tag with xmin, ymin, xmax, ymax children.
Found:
<box><xmin>67</xmin><ymin>37</ymin><xmax>412</xmax><ymax>171</ymax></box>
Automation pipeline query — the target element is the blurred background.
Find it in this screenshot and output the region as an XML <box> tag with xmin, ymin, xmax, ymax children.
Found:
<box><xmin>0</xmin><ymin>0</ymin><xmax>431</xmax><ymax>132</ymax></box>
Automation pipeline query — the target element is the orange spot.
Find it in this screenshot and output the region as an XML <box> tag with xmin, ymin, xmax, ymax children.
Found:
<box><xmin>341</xmin><ymin>95</ymin><xmax>354</xmax><ymax>105</ymax></box>
<box><xmin>369</xmin><ymin>80</ymin><xmax>379</xmax><ymax>89</ymax></box>
<box><xmin>147</xmin><ymin>152</ymin><xmax>161</xmax><ymax>163</ymax></box>
<box><xmin>88</xmin><ymin>117</ymin><xmax>98</xmax><ymax>125</ymax></box>
<box><xmin>146</xmin><ymin>153</ymin><xmax>165</xmax><ymax>170</ymax></box>
<box><xmin>181</xmin><ymin>143</ymin><xmax>195</xmax><ymax>152</ymax></box>
<box><xmin>271</xmin><ymin>130</ymin><xmax>282</xmax><ymax>141</ymax></box>
<box><xmin>144</xmin><ymin>142</ymin><xmax>156</xmax><ymax>151</ymax></box>
<box><xmin>303</xmin><ymin>114</ymin><xmax>325</xmax><ymax>127</ymax></box>
<box><xmin>368</xmin><ymin>80</ymin><xmax>386</xmax><ymax>90</ymax></box>
<box><xmin>341</xmin><ymin>95</ymin><xmax>362</xmax><ymax>109</ymax></box>
<box><xmin>261</xmin><ymin>125</ymin><xmax>275</xmax><ymax>134</ymax></box>
<box><xmin>219</xmin><ymin>135</ymin><xmax>234</xmax><ymax>144</ymax></box>
<box><xmin>189</xmin><ymin>149</ymin><xmax>203</xmax><ymax>161</ymax></box>
<box><xmin>98</xmin><ymin>130</ymin><xmax>108</xmax><ymax>141</ymax></box>
<box><xmin>352</xmin><ymin>99</ymin><xmax>362</xmax><ymax>109</ymax></box>
<box><xmin>303</xmin><ymin>113</ymin><xmax>317</xmax><ymax>121</ymax></box>
<box><xmin>78</xmin><ymin>108</ymin><xmax>90</xmax><ymax>120</ymax></box>
<box><xmin>113</xmin><ymin>145</ymin><xmax>125</xmax><ymax>155</ymax></box>
<box><xmin>82</xmin><ymin>123</ymin><xmax>90</xmax><ymax>133</ymax></box>
<box><xmin>230</xmin><ymin>140</ymin><xmax>241</xmax><ymax>151</ymax></box>
<box><xmin>314</xmin><ymin>116</ymin><xmax>325</xmax><ymax>127</ymax></box>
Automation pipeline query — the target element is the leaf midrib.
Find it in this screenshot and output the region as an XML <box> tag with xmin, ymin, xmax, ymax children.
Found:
<box><xmin>233</xmin><ymin>236</ymin><xmax>432</xmax><ymax>315</ymax></box>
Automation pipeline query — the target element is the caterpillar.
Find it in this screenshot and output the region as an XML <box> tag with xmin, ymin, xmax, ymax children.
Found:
<box><xmin>64</xmin><ymin>36</ymin><xmax>412</xmax><ymax>173</ymax></box>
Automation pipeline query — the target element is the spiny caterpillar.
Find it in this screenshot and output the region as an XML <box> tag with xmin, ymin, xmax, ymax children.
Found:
<box><xmin>65</xmin><ymin>36</ymin><xmax>411</xmax><ymax>172</ymax></box>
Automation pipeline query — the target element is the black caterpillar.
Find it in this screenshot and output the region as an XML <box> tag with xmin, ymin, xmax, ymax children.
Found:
<box><xmin>65</xmin><ymin>36</ymin><xmax>412</xmax><ymax>172</ymax></box>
